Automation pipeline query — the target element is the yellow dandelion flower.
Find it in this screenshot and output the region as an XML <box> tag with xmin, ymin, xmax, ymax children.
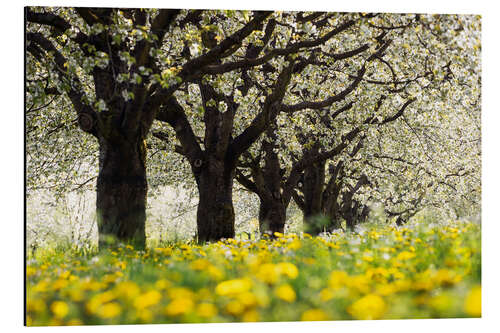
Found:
<box><xmin>165</xmin><ymin>298</ymin><xmax>194</xmax><ymax>316</ymax></box>
<box><xmin>80</xmin><ymin>279</ymin><xmax>106</xmax><ymax>292</ymax></box>
<box><xmin>256</xmin><ymin>263</ymin><xmax>279</xmax><ymax>284</ymax></box>
<box><xmin>242</xmin><ymin>309</ymin><xmax>260</xmax><ymax>322</ymax></box>
<box><xmin>26</xmin><ymin>266</ymin><xmax>37</xmax><ymax>277</ymax></box>
<box><xmin>98</xmin><ymin>302</ymin><xmax>122</xmax><ymax>319</ymax></box>
<box><xmin>27</xmin><ymin>298</ymin><xmax>46</xmax><ymax>313</ymax></box>
<box><xmin>319</xmin><ymin>288</ymin><xmax>334</xmax><ymax>302</ymax></box>
<box><xmin>66</xmin><ymin>289</ymin><xmax>84</xmax><ymax>302</ymax></box>
<box><xmin>365</xmin><ymin>267</ymin><xmax>389</xmax><ymax>281</ymax></box>
<box><xmin>412</xmin><ymin>280</ymin><xmax>434</xmax><ymax>291</ymax></box>
<box><xmin>51</xmin><ymin>279</ymin><xmax>69</xmax><ymax>291</ymax></box>
<box><xmin>50</xmin><ymin>301</ymin><xmax>69</xmax><ymax>319</ymax></box>
<box><xmin>393</xmin><ymin>279</ymin><xmax>411</xmax><ymax>292</ymax></box>
<box><xmin>114</xmin><ymin>281</ymin><xmax>140</xmax><ymax>300</ymax></box>
<box><xmin>429</xmin><ymin>294</ymin><xmax>453</xmax><ymax>313</ymax></box>
<box><xmin>207</xmin><ymin>265</ymin><xmax>224</xmax><ymax>280</ymax></box>
<box><xmin>328</xmin><ymin>270</ymin><xmax>348</xmax><ymax>289</ymax></box>
<box><xmin>237</xmin><ymin>291</ymin><xmax>258</xmax><ymax>308</ymax></box>
<box><xmin>137</xmin><ymin>308</ymin><xmax>153</xmax><ymax>322</ymax></box>
<box><xmin>168</xmin><ymin>287</ymin><xmax>195</xmax><ymax>300</ymax></box>
<box><xmin>102</xmin><ymin>273</ymin><xmax>118</xmax><ymax>284</ymax></box>
<box><xmin>69</xmin><ymin>274</ymin><xmax>79</xmax><ymax>281</ymax></box>
<box><xmin>347</xmin><ymin>275</ymin><xmax>372</xmax><ymax>295</ymax></box>
<box><xmin>288</xmin><ymin>239</ymin><xmax>302</xmax><ymax>250</ymax></box>
<box><xmin>154</xmin><ymin>279</ymin><xmax>171</xmax><ymax>290</ymax></box>
<box><xmin>433</xmin><ymin>269</ymin><xmax>460</xmax><ymax>287</ymax></box>
<box><xmin>134</xmin><ymin>290</ymin><xmax>162</xmax><ymax>309</ymax></box>
<box><xmin>375</xmin><ymin>283</ymin><xmax>398</xmax><ymax>296</ymax></box>
<box><xmin>388</xmin><ymin>268</ymin><xmax>405</xmax><ymax>280</ymax></box>
<box><xmin>396</xmin><ymin>251</ymin><xmax>416</xmax><ymax>261</ymax></box>
<box><xmin>215</xmin><ymin>278</ymin><xmax>252</xmax><ymax>296</ymax></box>
<box><xmin>225</xmin><ymin>300</ymin><xmax>245</xmax><ymax>316</ymax></box>
<box><xmin>327</xmin><ymin>242</ymin><xmax>340</xmax><ymax>249</ymax></box>
<box><xmin>190</xmin><ymin>258</ymin><xmax>211</xmax><ymax>270</ymax></box>
<box><xmin>115</xmin><ymin>261</ymin><xmax>127</xmax><ymax>270</ymax></box>
<box><xmin>197</xmin><ymin>303</ymin><xmax>217</xmax><ymax>318</ymax></box>
<box><xmin>277</xmin><ymin>262</ymin><xmax>299</xmax><ymax>279</ymax></box>
<box><xmin>464</xmin><ymin>286</ymin><xmax>481</xmax><ymax>317</ymax></box>
<box><xmin>154</xmin><ymin>247</ymin><xmax>172</xmax><ymax>256</ymax></box>
<box><xmin>301</xmin><ymin>309</ymin><xmax>328</xmax><ymax>321</ymax></box>
<box><xmin>96</xmin><ymin>291</ymin><xmax>117</xmax><ymax>304</ymax></box>
<box><xmin>86</xmin><ymin>291</ymin><xmax>117</xmax><ymax>314</ymax></box>
<box><xmin>275</xmin><ymin>284</ymin><xmax>296</xmax><ymax>302</ymax></box>
<box><xmin>347</xmin><ymin>294</ymin><xmax>387</xmax><ymax>320</ymax></box>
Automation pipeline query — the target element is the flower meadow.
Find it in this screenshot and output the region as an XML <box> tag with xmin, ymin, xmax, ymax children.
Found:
<box><xmin>26</xmin><ymin>220</ymin><xmax>481</xmax><ymax>326</ymax></box>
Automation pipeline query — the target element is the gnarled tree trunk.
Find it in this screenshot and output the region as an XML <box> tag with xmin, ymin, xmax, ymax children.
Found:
<box><xmin>322</xmin><ymin>192</ymin><xmax>343</xmax><ymax>231</ymax></box>
<box><xmin>96</xmin><ymin>135</ymin><xmax>147</xmax><ymax>249</ymax></box>
<box><xmin>295</xmin><ymin>159</ymin><xmax>346</xmax><ymax>234</ymax></box>
<box><xmin>259</xmin><ymin>195</ymin><xmax>287</xmax><ymax>235</ymax></box>
<box><xmin>195</xmin><ymin>157</ymin><xmax>235</xmax><ymax>242</ymax></box>
<box><xmin>302</xmin><ymin>160</ymin><xmax>328</xmax><ymax>235</ymax></box>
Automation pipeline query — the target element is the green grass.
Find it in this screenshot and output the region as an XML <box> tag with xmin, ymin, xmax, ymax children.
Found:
<box><xmin>26</xmin><ymin>219</ymin><xmax>481</xmax><ymax>325</ymax></box>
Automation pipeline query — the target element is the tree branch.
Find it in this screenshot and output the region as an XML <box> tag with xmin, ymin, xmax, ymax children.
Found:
<box><xmin>26</xmin><ymin>32</ymin><xmax>97</xmax><ymax>136</ymax></box>
<box><xmin>155</xmin><ymin>96</ymin><xmax>203</xmax><ymax>164</ymax></box>
<box><xmin>26</xmin><ymin>8</ymin><xmax>91</xmax><ymax>50</ymax></box>
<box><xmin>151</xmin><ymin>11</ymin><xmax>272</xmax><ymax>110</ymax></box>
<box><xmin>378</xmin><ymin>98</ymin><xmax>415</xmax><ymax>125</ymax></box>
<box><xmin>281</xmin><ymin>65</ymin><xmax>366</xmax><ymax>113</ymax></box>
<box><xmin>235</xmin><ymin>168</ymin><xmax>259</xmax><ymax>193</ymax></box>
<box><xmin>202</xmin><ymin>18</ymin><xmax>357</xmax><ymax>75</ymax></box>
<box><xmin>229</xmin><ymin>60</ymin><xmax>295</xmax><ymax>160</ymax></box>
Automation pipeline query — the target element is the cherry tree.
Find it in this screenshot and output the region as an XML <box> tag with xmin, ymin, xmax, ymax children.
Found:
<box><xmin>26</xmin><ymin>8</ymin><xmax>480</xmax><ymax>245</ymax></box>
<box><xmin>26</xmin><ymin>8</ymin><xmax>273</xmax><ymax>246</ymax></box>
<box><xmin>233</xmin><ymin>13</ymin><xmax>480</xmax><ymax>234</ymax></box>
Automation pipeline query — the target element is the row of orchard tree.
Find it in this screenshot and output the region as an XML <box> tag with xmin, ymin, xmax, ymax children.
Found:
<box><xmin>26</xmin><ymin>8</ymin><xmax>481</xmax><ymax>248</ymax></box>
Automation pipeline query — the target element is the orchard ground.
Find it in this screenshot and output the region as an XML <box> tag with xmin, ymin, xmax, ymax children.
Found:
<box><xmin>26</xmin><ymin>217</ymin><xmax>481</xmax><ymax>325</ymax></box>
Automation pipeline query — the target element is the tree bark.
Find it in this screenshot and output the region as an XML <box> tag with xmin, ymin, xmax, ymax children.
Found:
<box><xmin>258</xmin><ymin>195</ymin><xmax>287</xmax><ymax>235</ymax></box>
<box><xmin>323</xmin><ymin>192</ymin><xmax>343</xmax><ymax>231</ymax></box>
<box><xmin>96</xmin><ymin>135</ymin><xmax>147</xmax><ymax>249</ymax></box>
<box><xmin>195</xmin><ymin>157</ymin><xmax>236</xmax><ymax>242</ymax></box>
<box><xmin>302</xmin><ymin>160</ymin><xmax>328</xmax><ymax>235</ymax></box>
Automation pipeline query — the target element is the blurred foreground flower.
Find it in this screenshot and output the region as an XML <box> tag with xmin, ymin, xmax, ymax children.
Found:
<box><xmin>347</xmin><ymin>294</ymin><xmax>387</xmax><ymax>320</ymax></box>
<box><xmin>215</xmin><ymin>278</ymin><xmax>252</xmax><ymax>296</ymax></box>
<box><xmin>464</xmin><ymin>285</ymin><xmax>481</xmax><ymax>317</ymax></box>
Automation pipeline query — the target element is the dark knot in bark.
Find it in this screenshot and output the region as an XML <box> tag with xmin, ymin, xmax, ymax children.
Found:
<box><xmin>194</xmin><ymin>158</ymin><xmax>203</xmax><ymax>168</ymax></box>
<box><xmin>78</xmin><ymin>112</ymin><xmax>94</xmax><ymax>131</ymax></box>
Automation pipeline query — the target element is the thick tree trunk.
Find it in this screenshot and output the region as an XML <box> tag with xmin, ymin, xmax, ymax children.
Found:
<box><xmin>322</xmin><ymin>179</ymin><xmax>343</xmax><ymax>232</ymax></box>
<box><xmin>323</xmin><ymin>196</ymin><xmax>343</xmax><ymax>231</ymax></box>
<box><xmin>196</xmin><ymin>159</ymin><xmax>235</xmax><ymax>242</ymax></box>
<box><xmin>96</xmin><ymin>137</ymin><xmax>147</xmax><ymax>249</ymax></box>
<box><xmin>302</xmin><ymin>161</ymin><xmax>328</xmax><ymax>235</ymax></box>
<box><xmin>258</xmin><ymin>197</ymin><xmax>287</xmax><ymax>236</ymax></box>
